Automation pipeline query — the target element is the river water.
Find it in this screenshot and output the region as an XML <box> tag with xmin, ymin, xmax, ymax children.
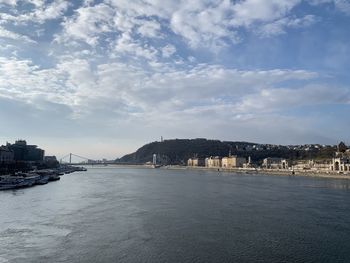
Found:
<box><xmin>1</xmin><ymin>167</ymin><xmax>350</xmax><ymax>263</ymax></box>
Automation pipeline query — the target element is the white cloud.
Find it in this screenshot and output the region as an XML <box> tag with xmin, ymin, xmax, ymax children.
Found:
<box><xmin>334</xmin><ymin>0</ymin><xmax>350</xmax><ymax>14</ymax></box>
<box><xmin>257</xmin><ymin>15</ymin><xmax>317</xmax><ymax>37</ymax></box>
<box><xmin>58</xmin><ymin>3</ymin><xmax>115</xmax><ymax>46</ymax></box>
<box><xmin>26</xmin><ymin>1</ymin><xmax>69</xmax><ymax>24</ymax></box>
<box><xmin>236</xmin><ymin>85</ymin><xmax>350</xmax><ymax>113</ymax></box>
<box><xmin>0</xmin><ymin>0</ymin><xmax>346</xmax><ymax>54</ymax></box>
<box><xmin>53</xmin><ymin>0</ymin><xmax>323</xmax><ymax>52</ymax></box>
<box><xmin>0</xmin><ymin>55</ymin><xmax>321</xmax><ymax>118</ymax></box>
<box><xmin>106</xmin><ymin>0</ymin><xmax>177</xmax><ymax>19</ymax></box>
<box><xmin>0</xmin><ymin>0</ymin><xmax>44</xmax><ymax>6</ymax></box>
<box><xmin>309</xmin><ymin>0</ymin><xmax>350</xmax><ymax>14</ymax></box>
<box><xmin>161</xmin><ymin>44</ymin><xmax>176</xmax><ymax>58</ymax></box>
<box><xmin>0</xmin><ymin>0</ymin><xmax>349</xmax><ymax>156</ymax></box>
<box><xmin>231</xmin><ymin>0</ymin><xmax>302</xmax><ymax>27</ymax></box>
<box><xmin>113</xmin><ymin>32</ymin><xmax>158</xmax><ymax>60</ymax></box>
<box><xmin>137</xmin><ymin>20</ymin><xmax>161</xmax><ymax>38</ymax></box>
<box><xmin>0</xmin><ymin>0</ymin><xmax>17</xmax><ymax>5</ymax></box>
<box><xmin>0</xmin><ymin>26</ymin><xmax>36</xmax><ymax>43</ymax></box>
<box><xmin>0</xmin><ymin>57</ymin><xmax>68</xmax><ymax>103</ymax></box>
<box><xmin>0</xmin><ymin>1</ymin><xmax>68</xmax><ymax>24</ymax></box>
<box><xmin>170</xmin><ymin>0</ymin><xmax>239</xmax><ymax>49</ymax></box>
<box><xmin>0</xmin><ymin>53</ymin><xmax>348</xmax><ymax>155</ymax></box>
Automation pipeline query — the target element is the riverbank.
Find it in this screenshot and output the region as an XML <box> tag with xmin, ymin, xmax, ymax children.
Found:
<box><xmin>92</xmin><ymin>163</ymin><xmax>350</xmax><ymax>180</ymax></box>
<box><xmin>158</xmin><ymin>165</ymin><xmax>350</xmax><ymax>180</ymax></box>
<box><xmin>0</xmin><ymin>165</ymin><xmax>87</xmax><ymax>191</ymax></box>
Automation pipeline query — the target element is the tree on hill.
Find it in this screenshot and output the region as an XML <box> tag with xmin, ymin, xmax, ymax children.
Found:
<box><xmin>338</xmin><ymin>141</ymin><xmax>347</xmax><ymax>153</ymax></box>
<box><xmin>115</xmin><ymin>138</ymin><xmax>337</xmax><ymax>165</ymax></box>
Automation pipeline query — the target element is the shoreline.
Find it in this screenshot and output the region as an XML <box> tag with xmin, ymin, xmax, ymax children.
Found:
<box><xmin>168</xmin><ymin>165</ymin><xmax>350</xmax><ymax>180</ymax></box>
<box><xmin>90</xmin><ymin>163</ymin><xmax>350</xmax><ymax>180</ymax></box>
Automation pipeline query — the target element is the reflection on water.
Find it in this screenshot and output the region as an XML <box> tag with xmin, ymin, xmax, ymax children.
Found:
<box><xmin>296</xmin><ymin>177</ymin><xmax>350</xmax><ymax>190</ymax></box>
<box><xmin>304</xmin><ymin>183</ymin><xmax>350</xmax><ymax>190</ymax></box>
<box><xmin>1</xmin><ymin>167</ymin><xmax>350</xmax><ymax>263</ymax></box>
<box><xmin>319</xmin><ymin>180</ymin><xmax>350</xmax><ymax>190</ymax></box>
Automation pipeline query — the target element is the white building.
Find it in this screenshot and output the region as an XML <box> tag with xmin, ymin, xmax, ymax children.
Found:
<box><xmin>262</xmin><ymin>157</ymin><xmax>288</xmax><ymax>169</ymax></box>
<box><xmin>330</xmin><ymin>157</ymin><xmax>350</xmax><ymax>172</ymax></box>
<box><xmin>221</xmin><ymin>156</ymin><xmax>246</xmax><ymax>168</ymax></box>
<box><xmin>205</xmin><ymin>156</ymin><xmax>222</xmax><ymax>168</ymax></box>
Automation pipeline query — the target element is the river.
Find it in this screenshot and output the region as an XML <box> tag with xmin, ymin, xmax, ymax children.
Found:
<box><xmin>1</xmin><ymin>166</ymin><xmax>350</xmax><ymax>262</ymax></box>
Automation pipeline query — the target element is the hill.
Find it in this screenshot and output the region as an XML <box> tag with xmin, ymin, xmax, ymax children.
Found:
<box><xmin>116</xmin><ymin>138</ymin><xmax>337</xmax><ymax>165</ymax></box>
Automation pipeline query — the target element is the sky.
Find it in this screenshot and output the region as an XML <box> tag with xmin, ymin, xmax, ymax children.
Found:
<box><xmin>0</xmin><ymin>0</ymin><xmax>350</xmax><ymax>160</ymax></box>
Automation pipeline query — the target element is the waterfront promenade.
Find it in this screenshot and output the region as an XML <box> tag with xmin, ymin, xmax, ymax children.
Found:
<box><xmin>181</xmin><ymin>166</ymin><xmax>350</xmax><ymax>180</ymax></box>
<box><xmin>109</xmin><ymin>164</ymin><xmax>350</xmax><ymax>180</ymax></box>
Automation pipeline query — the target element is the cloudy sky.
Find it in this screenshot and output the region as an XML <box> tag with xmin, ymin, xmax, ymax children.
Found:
<box><xmin>0</xmin><ymin>0</ymin><xmax>349</xmax><ymax>159</ymax></box>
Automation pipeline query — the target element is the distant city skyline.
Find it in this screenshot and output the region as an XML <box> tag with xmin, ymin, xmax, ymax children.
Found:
<box><xmin>0</xmin><ymin>1</ymin><xmax>349</xmax><ymax>159</ymax></box>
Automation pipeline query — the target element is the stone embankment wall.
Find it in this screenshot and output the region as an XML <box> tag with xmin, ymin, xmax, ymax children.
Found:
<box><xmin>182</xmin><ymin>166</ymin><xmax>350</xmax><ymax>179</ymax></box>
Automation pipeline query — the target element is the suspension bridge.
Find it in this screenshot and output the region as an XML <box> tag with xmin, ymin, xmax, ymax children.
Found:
<box><xmin>59</xmin><ymin>153</ymin><xmax>98</xmax><ymax>165</ymax></box>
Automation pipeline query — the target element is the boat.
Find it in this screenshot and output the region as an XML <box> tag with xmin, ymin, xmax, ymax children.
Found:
<box><xmin>0</xmin><ymin>176</ymin><xmax>22</xmax><ymax>190</ymax></box>
<box><xmin>0</xmin><ymin>182</ymin><xmax>21</xmax><ymax>190</ymax></box>
<box><xmin>34</xmin><ymin>170</ymin><xmax>61</xmax><ymax>182</ymax></box>
<box><xmin>48</xmin><ymin>173</ymin><xmax>60</xmax><ymax>181</ymax></box>
<box><xmin>74</xmin><ymin>166</ymin><xmax>87</xmax><ymax>172</ymax></box>
<box><xmin>0</xmin><ymin>175</ymin><xmax>32</xmax><ymax>190</ymax></box>
<box><xmin>57</xmin><ymin>165</ymin><xmax>88</xmax><ymax>174</ymax></box>
<box><xmin>35</xmin><ymin>175</ymin><xmax>49</xmax><ymax>185</ymax></box>
<box><xmin>25</xmin><ymin>175</ymin><xmax>40</xmax><ymax>186</ymax></box>
<box><xmin>16</xmin><ymin>172</ymin><xmax>41</xmax><ymax>186</ymax></box>
<box><xmin>0</xmin><ymin>169</ymin><xmax>62</xmax><ymax>190</ymax></box>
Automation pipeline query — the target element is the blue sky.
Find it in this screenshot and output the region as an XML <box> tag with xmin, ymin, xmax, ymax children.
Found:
<box><xmin>0</xmin><ymin>0</ymin><xmax>349</xmax><ymax>159</ymax></box>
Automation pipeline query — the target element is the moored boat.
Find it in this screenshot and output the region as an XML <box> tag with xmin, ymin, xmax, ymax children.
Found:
<box><xmin>35</xmin><ymin>175</ymin><xmax>49</xmax><ymax>185</ymax></box>
<box><xmin>48</xmin><ymin>173</ymin><xmax>60</xmax><ymax>181</ymax></box>
<box><xmin>0</xmin><ymin>175</ymin><xmax>32</xmax><ymax>190</ymax></box>
<box><xmin>34</xmin><ymin>169</ymin><xmax>61</xmax><ymax>181</ymax></box>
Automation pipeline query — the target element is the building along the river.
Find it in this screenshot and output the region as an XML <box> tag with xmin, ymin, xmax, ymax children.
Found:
<box><xmin>205</xmin><ymin>156</ymin><xmax>222</xmax><ymax>168</ymax></box>
<box><xmin>187</xmin><ymin>158</ymin><xmax>205</xmax><ymax>167</ymax></box>
<box><xmin>292</xmin><ymin>160</ymin><xmax>331</xmax><ymax>172</ymax></box>
<box><xmin>331</xmin><ymin>151</ymin><xmax>350</xmax><ymax>172</ymax></box>
<box><xmin>7</xmin><ymin>140</ymin><xmax>44</xmax><ymax>162</ymax></box>
<box><xmin>0</xmin><ymin>146</ymin><xmax>14</xmax><ymax>163</ymax></box>
<box><xmin>262</xmin><ymin>158</ymin><xmax>289</xmax><ymax>169</ymax></box>
<box><xmin>221</xmin><ymin>156</ymin><xmax>246</xmax><ymax>168</ymax></box>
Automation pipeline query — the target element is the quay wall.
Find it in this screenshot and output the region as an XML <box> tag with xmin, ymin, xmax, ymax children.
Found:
<box><xmin>89</xmin><ymin>163</ymin><xmax>350</xmax><ymax>180</ymax></box>
<box><xmin>165</xmin><ymin>165</ymin><xmax>350</xmax><ymax>180</ymax></box>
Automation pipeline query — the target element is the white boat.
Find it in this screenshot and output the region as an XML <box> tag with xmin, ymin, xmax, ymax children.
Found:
<box><xmin>34</xmin><ymin>170</ymin><xmax>61</xmax><ymax>181</ymax></box>
<box><xmin>0</xmin><ymin>176</ymin><xmax>28</xmax><ymax>190</ymax></box>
